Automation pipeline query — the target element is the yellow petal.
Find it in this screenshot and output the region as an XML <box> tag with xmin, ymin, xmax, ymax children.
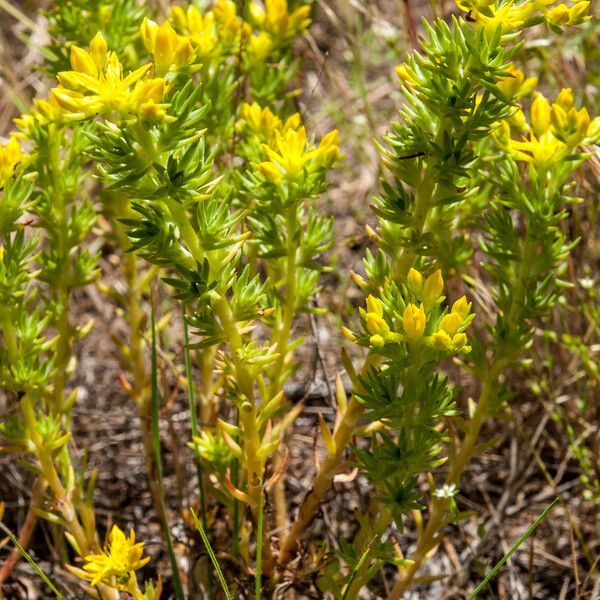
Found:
<box><xmin>423</xmin><ymin>269</ymin><xmax>444</xmax><ymax>306</ymax></box>
<box><xmin>531</xmin><ymin>93</ymin><xmax>551</xmax><ymax>136</ymax></box>
<box><xmin>89</xmin><ymin>32</ymin><xmax>108</xmax><ymax>70</ymax></box>
<box><xmin>70</xmin><ymin>46</ymin><xmax>97</xmax><ymax>78</ymax></box>
<box><xmin>403</xmin><ymin>303</ymin><xmax>426</xmax><ymax>340</ymax></box>
<box><xmin>141</xmin><ymin>17</ymin><xmax>159</xmax><ymax>53</ymax></box>
<box><xmin>407</xmin><ymin>268</ymin><xmax>423</xmax><ymax>295</ymax></box>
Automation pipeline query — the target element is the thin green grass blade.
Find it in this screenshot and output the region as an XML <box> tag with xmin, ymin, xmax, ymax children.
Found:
<box><xmin>182</xmin><ymin>304</ymin><xmax>212</xmax><ymax>594</ymax></box>
<box><xmin>150</xmin><ymin>302</ymin><xmax>185</xmax><ymax>600</ymax></box>
<box><xmin>190</xmin><ymin>508</ymin><xmax>233</xmax><ymax>600</ymax></box>
<box><xmin>467</xmin><ymin>497</ymin><xmax>559</xmax><ymax>599</ymax></box>
<box><xmin>341</xmin><ymin>536</ymin><xmax>377</xmax><ymax>600</ymax></box>
<box><xmin>0</xmin><ymin>521</ymin><xmax>65</xmax><ymax>599</ymax></box>
<box><xmin>255</xmin><ymin>486</ymin><xmax>264</xmax><ymax>600</ymax></box>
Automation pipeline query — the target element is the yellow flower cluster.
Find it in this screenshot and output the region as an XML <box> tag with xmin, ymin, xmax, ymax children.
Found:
<box><xmin>16</xmin><ymin>2</ymin><xmax>312</xmax><ymax>128</ymax></box>
<box><xmin>254</xmin><ymin>109</ymin><xmax>340</xmax><ymax>183</ymax></box>
<box><xmin>53</xmin><ymin>32</ymin><xmax>168</xmax><ymax>120</ymax></box>
<box><xmin>141</xmin><ymin>18</ymin><xmax>195</xmax><ymax>76</ymax></box>
<box><xmin>171</xmin><ymin>1</ymin><xmax>244</xmax><ymax>60</ymax></box>
<box><xmin>77</xmin><ymin>524</ymin><xmax>150</xmax><ymax>590</ymax></box>
<box><xmin>361</xmin><ymin>295</ymin><xmax>403</xmax><ymax>348</ymax></box>
<box><xmin>431</xmin><ymin>296</ymin><xmax>471</xmax><ymax>351</ymax></box>
<box><xmin>455</xmin><ymin>0</ymin><xmax>590</xmax><ymax>33</ymax></box>
<box><xmin>344</xmin><ymin>269</ymin><xmax>473</xmax><ymax>353</ymax></box>
<box><xmin>494</xmin><ymin>88</ymin><xmax>600</xmax><ymax>170</ymax></box>
<box><xmin>239</xmin><ymin>102</ymin><xmax>301</xmax><ymax>146</ymax></box>
<box><xmin>249</xmin><ymin>0</ymin><xmax>311</xmax><ymax>44</ymax></box>
<box><xmin>0</xmin><ymin>135</ymin><xmax>23</xmax><ymax>182</ymax></box>
<box><xmin>14</xmin><ymin>95</ymin><xmax>66</xmax><ymax>131</ymax></box>
<box><xmin>169</xmin><ymin>0</ymin><xmax>310</xmax><ymax>64</ymax></box>
<box><xmin>406</xmin><ymin>268</ymin><xmax>473</xmax><ymax>352</ymax></box>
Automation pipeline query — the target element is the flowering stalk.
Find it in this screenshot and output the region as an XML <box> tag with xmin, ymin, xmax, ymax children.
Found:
<box><xmin>368</xmin><ymin>5</ymin><xmax>597</xmax><ymax>598</ymax></box>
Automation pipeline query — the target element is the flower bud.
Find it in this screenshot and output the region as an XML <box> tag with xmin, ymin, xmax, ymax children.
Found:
<box><xmin>369</xmin><ymin>334</ymin><xmax>385</xmax><ymax>348</ymax></box>
<box><xmin>342</xmin><ymin>327</ymin><xmax>356</xmax><ymax>342</ymax></box>
<box><xmin>366</xmin><ymin>295</ymin><xmax>383</xmax><ymax>317</ymax></box>
<box><xmin>423</xmin><ymin>270</ymin><xmax>444</xmax><ymax>307</ymax></box>
<box><xmin>432</xmin><ymin>330</ymin><xmax>451</xmax><ymax>350</ymax></box>
<box><xmin>547</xmin><ymin>4</ymin><xmax>570</xmax><ymax>25</ymax></box>
<box><xmin>568</xmin><ymin>0</ymin><xmax>590</xmax><ymax>24</ymax></box>
<box><xmin>452</xmin><ymin>333</ymin><xmax>468</xmax><ymax>350</ymax></box>
<box><xmin>585</xmin><ymin>116</ymin><xmax>600</xmax><ymax>142</ymax></box>
<box><xmin>141</xmin><ymin>17</ymin><xmax>159</xmax><ymax>52</ymax></box>
<box><xmin>395</xmin><ymin>64</ymin><xmax>414</xmax><ymax>87</ymax></box>
<box><xmin>366</xmin><ymin>313</ymin><xmax>390</xmax><ymax>337</ymax></box>
<box><xmin>438</xmin><ymin>312</ymin><xmax>462</xmax><ymax>337</ymax></box>
<box><xmin>403</xmin><ymin>303</ymin><xmax>426</xmax><ymax>341</ymax></box>
<box><xmin>407</xmin><ymin>268</ymin><xmax>423</xmax><ymax>295</ymax></box>
<box><xmin>451</xmin><ymin>296</ymin><xmax>470</xmax><ymax>320</ymax></box>
<box><xmin>89</xmin><ymin>32</ymin><xmax>108</xmax><ymax>70</ymax></box>
<box><xmin>531</xmin><ymin>93</ymin><xmax>551</xmax><ymax>137</ymax></box>
<box><xmin>555</xmin><ymin>88</ymin><xmax>574</xmax><ymax>110</ymax></box>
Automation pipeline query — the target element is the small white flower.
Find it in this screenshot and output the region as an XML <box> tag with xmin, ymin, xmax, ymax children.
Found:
<box><xmin>434</xmin><ymin>484</ymin><xmax>457</xmax><ymax>499</ymax></box>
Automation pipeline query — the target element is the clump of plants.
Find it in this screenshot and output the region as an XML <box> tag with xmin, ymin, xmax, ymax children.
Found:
<box><xmin>0</xmin><ymin>0</ymin><xmax>598</xmax><ymax>598</ymax></box>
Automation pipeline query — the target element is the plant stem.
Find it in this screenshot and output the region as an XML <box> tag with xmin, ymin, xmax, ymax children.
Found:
<box><xmin>164</xmin><ymin>194</ymin><xmax>269</xmax><ymax>560</ymax></box>
<box><xmin>47</xmin><ymin>125</ymin><xmax>71</xmax><ymax>415</ymax></box>
<box><xmin>115</xmin><ymin>217</ymin><xmax>165</xmax><ymax>534</ymax></box>
<box><xmin>255</xmin><ymin>486</ymin><xmax>264</xmax><ymax>600</ymax></box>
<box><xmin>267</xmin><ymin>205</ymin><xmax>299</xmax><ymax>400</ymax></box>
<box><xmin>278</xmin><ymin>384</ymin><xmax>372</xmax><ymax>564</ymax></box>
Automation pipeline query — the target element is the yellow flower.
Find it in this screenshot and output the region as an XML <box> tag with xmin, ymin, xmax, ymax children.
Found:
<box><xmin>403</xmin><ymin>303</ymin><xmax>426</xmax><ymax>341</ymax></box>
<box><xmin>567</xmin><ymin>0</ymin><xmax>590</xmax><ymax>24</ymax></box>
<box><xmin>357</xmin><ymin>295</ymin><xmax>402</xmax><ymax>347</ymax></box>
<box><xmin>497</xmin><ymin>65</ymin><xmax>538</xmax><ymax>99</ymax></box>
<box><xmin>547</xmin><ymin>3</ymin><xmax>570</xmax><ymax>23</ymax></box>
<box><xmin>172</xmin><ymin>5</ymin><xmax>219</xmax><ymax>58</ymax></box>
<box><xmin>214</xmin><ymin>0</ymin><xmax>243</xmax><ymax>42</ymax></box>
<box><xmin>171</xmin><ymin>1</ymin><xmax>244</xmax><ymax>59</ymax></box>
<box><xmin>457</xmin><ymin>0</ymin><xmax>591</xmax><ymax>33</ymax></box>
<box><xmin>395</xmin><ymin>63</ymin><xmax>415</xmax><ymax>87</ymax></box>
<box><xmin>451</xmin><ymin>295</ymin><xmax>471</xmax><ymax>320</ymax></box>
<box><xmin>438</xmin><ymin>312</ymin><xmax>463</xmax><ymax>337</ymax></box>
<box><xmin>456</xmin><ymin>0</ymin><xmax>542</xmax><ymax>33</ymax></box>
<box><xmin>141</xmin><ymin>18</ymin><xmax>194</xmax><ymax>75</ymax></box>
<box><xmin>432</xmin><ymin>330</ymin><xmax>452</xmax><ymax>350</ymax></box>
<box><xmin>81</xmin><ymin>524</ymin><xmax>150</xmax><ymax>588</ymax></box>
<box><xmin>54</xmin><ymin>33</ymin><xmax>168</xmax><ymax>119</ymax></box>
<box><xmin>431</xmin><ymin>295</ymin><xmax>473</xmax><ymax>353</ymax></box>
<box><xmin>259</xmin><ymin>125</ymin><xmax>340</xmax><ymax>182</ymax></box>
<box><xmin>249</xmin><ymin>0</ymin><xmax>311</xmax><ymax>43</ymax></box>
<box><xmin>423</xmin><ymin>270</ymin><xmax>444</xmax><ymax>307</ymax></box>
<box><xmin>240</xmin><ymin>102</ymin><xmax>283</xmax><ymax>143</ymax></box>
<box><xmin>0</xmin><ymin>135</ymin><xmax>23</xmax><ymax>181</ymax></box>
<box><xmin>313</xmin><ymin>130</ymin><xmax>341</xmax><ymax>168</ymax></box>
<box><xmin>530</xmin><ymin>93</ymin><xmax>551</xmax><ymax>136</ymax></box>
<box><xmin>551</xmin><ymin>100</ymin><xmax>590</xmax><ymax>145</ymax></box>
<box><xmin>554</xmin><ymin>87</ymin><xmax>574</xmax><ymax>109</ymax></box>
<box><xmin>247</xmin><ymin>31</ymin><xmax>275</xmax><ymax>61</ymax></box>
<box><xmin>496</xmin><ymin>89</ymin><xmax>598</xmax><ymax>170</ymax></box>
<box><xmin>451</xmin><ymin>332</ymin><xmax>468</xmax><ymax>350</ymax></box>
<box><xmin>407</xmin><ymin>267</ymin><xmax>424</xmax><ymax>295</ymax></box>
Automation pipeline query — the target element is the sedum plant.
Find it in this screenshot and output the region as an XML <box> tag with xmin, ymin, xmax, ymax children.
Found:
<box><xmin>0</xmin><ymin>0</ymin><xmax>598</xmax><ymax>598</ymax></box>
